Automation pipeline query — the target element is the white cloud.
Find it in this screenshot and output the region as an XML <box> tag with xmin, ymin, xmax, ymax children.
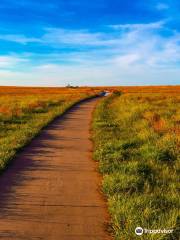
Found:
<box><xmin>42</xmin><ymin>28</ymin><xmax>117</xmax><ymax>47</ymax></box>
<box><xmin>0</xmin><ymin>61</ymin><xmax>179</xmax><ymax>87</ymax></box>
<box><xmin>0</xmin><ymin>34</ymin><xmax>40</xmax><ymax>44</ymax></box>
<box><xmin>110</xmin><ymin>21</ymin><xmax>165</xmax><ymax>31</ymax></box>
<box><xmin>108</xmin><ymin>21</ymin><xmax>180</xmax><ymax>69</ymax></box>
<box><xmin>156</xmin><ymin>3</ymin><xmax>169</xmax><ymax>11</ymax></box>
<box><xmin>0</xmin><ymin>20</ymin><xmax>180</xmax><ymax>86</ymax></box>
<box><xmin>0</xmin><ymin>55</ymin><xmax>28</xmax><ymax>68</ymax></box>
<box><xmin>0</xmin><ymin>21</ymin><xmax>166</xmax><ymax>48</ymax></box>
<box><xmin>0</xmin><ymin>28</ymin><xmax>118</xmax><ymax>47</ymax></box>
<box><xmin>112</xmin><ymin>54</ymin><xmax>140</xmax><ymax>67</ymax></box>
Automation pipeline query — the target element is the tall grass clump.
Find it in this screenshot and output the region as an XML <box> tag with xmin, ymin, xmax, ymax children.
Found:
<box><xmin>93</xmin><ymin>90</ymin><xmax>180</xmax><ymax>239</ymax></box>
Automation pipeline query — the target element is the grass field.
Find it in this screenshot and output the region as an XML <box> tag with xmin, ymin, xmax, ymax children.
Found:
<box><xmin>0</xmin><ymin>86</ymin><xmax>98</xmax><ymax>172</ymax></box>
<box><xmin>0</xmin><ymin>85</ymin><xmax>179</xmax><ymax>239</ymax></box>
<box><xmin>102</xmin><ymin>85</ymin><xmax>180</xmax><ymax>94</ymax></box>
<box><xmin>93</xmin><ymin>86</ymin><xmax>180</xmax><ymax>239</ymax></box>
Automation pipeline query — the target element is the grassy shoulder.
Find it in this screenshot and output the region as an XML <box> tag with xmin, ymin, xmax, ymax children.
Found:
<box><xmin>0</xmin><ymin>88</ymin><xmax>97</xmax><ymax>172</ymax></box>
<box><xmin>92</xmin><ymin>92</ymin><xmax>180</xmax><ymax>240</ymax></box>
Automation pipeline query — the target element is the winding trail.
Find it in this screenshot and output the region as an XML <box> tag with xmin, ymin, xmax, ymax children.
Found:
<box><xmin>0</xmin><ymin>98</ymin><xmax>111</xmax><ymax>240</ymax></box>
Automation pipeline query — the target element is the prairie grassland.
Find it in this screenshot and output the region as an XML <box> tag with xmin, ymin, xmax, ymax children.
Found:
<box><xmin>103</xmin><ymin>85</ymin><xmax>180</xmax><ymax>94</ymax></box>
<box><xmin>93</xmin><ymin>87</ymin><xmax>180</xmax><ymax>239</ymax></box>
<box><xmin>0</xmin><ymin>86</ymin><xmax>98</xmax><ymax>171</ymax></box>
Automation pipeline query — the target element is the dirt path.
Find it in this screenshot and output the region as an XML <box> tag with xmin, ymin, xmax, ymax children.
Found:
<box><xmin>0</xmin><ymin>98</ymin><xmax>111</xmax><ymax>240</ymax></box>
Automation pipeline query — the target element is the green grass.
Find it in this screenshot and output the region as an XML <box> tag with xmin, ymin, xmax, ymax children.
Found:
<box><xmin>93</xmin><ymin>92</ymin><xmax>180</xmax><ymax>240</ymax></box>
<box><xmin>0</xmin><ymin>89</ymin><xmax>96</xmax><ymax>172</ymax></box>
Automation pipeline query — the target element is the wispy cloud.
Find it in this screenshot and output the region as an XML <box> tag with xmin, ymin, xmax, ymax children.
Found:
<box><xmin>0</xmin><ymin>20</ymin><xmax>171</xmax><ymax>51</ymax></box>
<box><xmin>42</xmin><ymin>28</ymin><xmax>117</xmax><ymax>47</ymax></box>
<box><xmin>0</xmin><ymin>20</ymin><xmax>180</xmax><ymax>85</ymax></box>
<box><xmin>110</xmin><ymin>20</ymin><xmax>165</xmax><ymax>31</ymax></box>
<box><xmin>0</xmin><ymin>28</ymin><xmax>117</xmax><ymax>47</ymax></box>
<box><xmin>1</xmin><ymin>60</ymin><xmax>179</xmax><ymax>87</ymax></box>
<box><xmin>0</xmin><ymin>34</ymin><xmax>41</xmax><ymax>44</ymax></box>
<box><xmin>156</xmin><ymin>3</ymin><xmax>169</xmax><ymax>11</ymax></box>
<box><xmin>0</xmin><ymin>55</ymin><xmax>28</xmax><ymax>68</ymax></box>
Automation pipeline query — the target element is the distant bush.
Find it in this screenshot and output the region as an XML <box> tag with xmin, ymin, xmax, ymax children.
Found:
<box><xmin>113</xmin><ymin>90</ymin><xmax>122</xmax><ymax>96</ymax></box>
<box><xmin>66</xmin><ymin>84</ymin><xmax>79</xmax><ymax>89</ymax></box>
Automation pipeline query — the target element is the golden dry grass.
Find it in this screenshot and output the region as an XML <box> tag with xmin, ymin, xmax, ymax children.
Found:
<box><xmin>93</xmin><ymin>86</ymin><xmax>180</xmax><ymax>239</ymax></box>
<box><xmin>0</xmin><ymin>86</ymin><xmax>99</xmax><ymax>171</ymax></box>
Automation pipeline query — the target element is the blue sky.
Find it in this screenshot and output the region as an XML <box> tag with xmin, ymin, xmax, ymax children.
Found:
<box><xmin>0</xmin><ymin>0</ymin><xmax>180</xmax><ymax>86</ymax></box>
